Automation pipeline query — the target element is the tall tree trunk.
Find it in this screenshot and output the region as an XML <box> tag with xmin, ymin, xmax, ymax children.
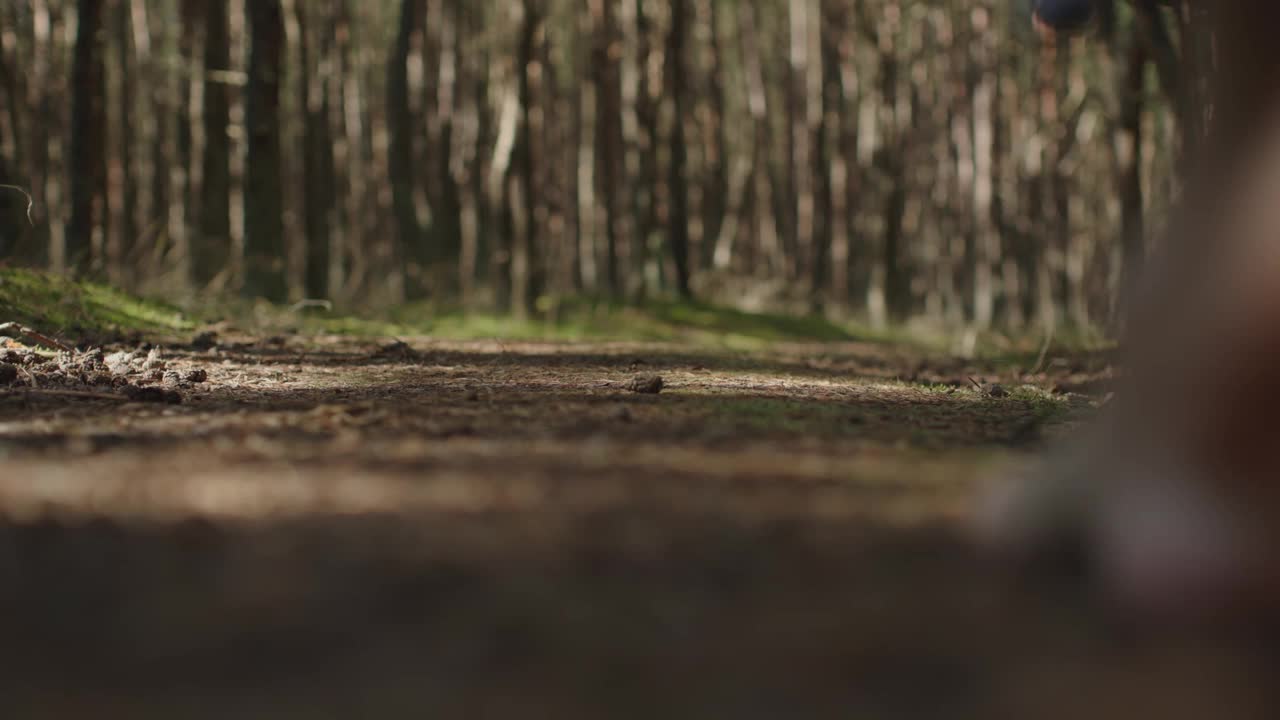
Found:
<box><xmin>196</xmin><ymin>0</ymin><xmax>232</xmax><ymax>288</ymax></box>
<box><xmin>297</xmin><ymin>0</ymin><xmax>335</xmax><ymax>299</ymax></box>
<box><xmin>695</xmin><ymin>0</ymin><xmax>728</xmax><ymax>273</ymax></box>
<box><xmin>789</xmin><ymin>0</ymin><xmax>815</xmax><ymax>292</ymax></box>
<box><xmin>0</xmin><ymin>28</ymin><xmax>24</xmax><ymax>261</ymax></box>
<box><xmin>664</xmin><ymin>0</ymin><xmax>692</xmax><ymax>299</ymax></box>
<box><xmin>591</xmin><ymin>0</ymin><xmax>625</xmax><ymax>298</ymax></box>
<box><xmin>453</xmin><ymin>0</ymin><xmax>484</xmax><ymax>306</ymax></box>
<box><xmin>507</xmin><ymin>0</ymin><xmax>543</xmax><ymax>318</ymax></box>
<box><xmin>630</xmin><ymin>0</ymin><xmax>659</xmax><ymax>299</ymax></box>
<box><xmin>387</xmin><ymin>0</ymin><xmax>422</xmax><ymax>299</ymax></box>
<box><xmin>243</xmin><ymin>0</ymin><xmax>286</xmax><ymax>301</ymax></box>
<box><xmin>67</xmin><ymin>0</ymin><xmax>108</xmax><ymax>275</ymax></box>
<box><xmin>1116</xmin><ymin>23</ymin><xmax>1146</xmax><ymax>306</ymax></box>
<box><xmin>108</xmin><ymin>0</ymin><xmax>138</xmax><ymax>286</ymax></box>
<box><xmin>430</xmin><ymin>0</ymin><xmax>464</xmax><ymax>296</ymax></box>
<box><xmin>813</xmin><ymin>0</ymin><xmax>845</xmax><ymax>313</ymax></box>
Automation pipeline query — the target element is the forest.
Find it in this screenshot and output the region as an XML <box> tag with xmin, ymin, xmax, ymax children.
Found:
<box><xmin>0</xmin><ymin>0</ymin><xmax>1196</xmax><ymax>334</ymax></box>
<box><xmin>6</xmin><ymin>2</ymin><xmax>1275</xmax><ymax>718</ymax></box>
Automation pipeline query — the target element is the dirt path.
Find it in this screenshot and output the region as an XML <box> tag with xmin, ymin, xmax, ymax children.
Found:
<box><xmin>0</xmin><ymin>334</ymin><xmax>1267</xmax><ymax>718</ymax></box>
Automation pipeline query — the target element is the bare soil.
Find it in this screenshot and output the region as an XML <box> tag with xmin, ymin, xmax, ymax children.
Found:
<box><xmin>0</xmin><ymin>333</ymin><xmax>1270</xmax><ymax>719</ymax></box>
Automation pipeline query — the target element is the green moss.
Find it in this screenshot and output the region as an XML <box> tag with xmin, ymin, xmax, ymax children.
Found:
<box><xmin>259</xmin><ymin>295</ymin><xmax>917</xmax><ymax>347</ymax></box>
<box><xmin>0</xmin><ymin>268</ymin><xmax>192</xmax><ymax>338</ymax></box>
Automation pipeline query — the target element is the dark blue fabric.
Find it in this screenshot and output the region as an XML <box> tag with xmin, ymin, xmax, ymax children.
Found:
<box><xmin>1032</xmin><ymin>0</ymin><xmax>1095</xmax><ymax>31</ymax></box>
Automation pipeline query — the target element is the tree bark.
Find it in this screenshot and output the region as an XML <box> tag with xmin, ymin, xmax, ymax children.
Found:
<box><xmin>195</xmin><ymin>0</ymin><xmax>232</xmax><ymax>288</ymax></box>
<box><xmin>297</xmin><ymin>1</ymin><xmax>335</xmax><ymax>299</ymax></box>
<box><xmin>664</xmin><ymin>0</ymin><xmax>692</xmax><ymax>299</ymax></box>
<box><xmin>591</xmin><ymin>0</ymin><xmax>625</xmax><ymax>298</ymax></box>
<box><xmin>67</xmin><ymin>0</ymin><xmax>108</xmax><ymax>274</ymax></box>
<box><xmin>243</xmin><ymin>0</ymin><xmax>286</xmax><ymax>301</ymax></box>
<box><xmin>387</xmin><ymin>0</ymin><xmax>423</xmax><ymax>299</ymax></box>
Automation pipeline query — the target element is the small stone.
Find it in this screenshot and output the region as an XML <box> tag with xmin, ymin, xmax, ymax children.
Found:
<box><xmin>625</xmin><ymin>374</ymin><xmax>664</xmax><ymax>395</ymax></box>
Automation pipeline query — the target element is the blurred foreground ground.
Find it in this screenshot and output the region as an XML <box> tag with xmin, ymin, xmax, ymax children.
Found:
<box><xmin>0</xmin><ymin>331</ymin><xmax>1272</xmax><ymax>719</ymax></box>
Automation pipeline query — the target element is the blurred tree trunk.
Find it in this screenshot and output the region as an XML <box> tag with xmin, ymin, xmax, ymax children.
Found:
<box><xmin>195</xmin><ymin>0</ymin><xmax>232</xmax><ymax>289</ymax></box>
<box><xmin>173</xmin><ymin>0</ymin><xmax>201</xmax><ymax>282</ymax></box>
<box><xmin>788</xmin><ymin>0</ymin><xmax>815</xmax><ymax>296</ymax></box>
<box><xmin>737</xmin><ymin>1</ymin><xmax>779</xmax><ymax>279</ymax></box>
<box><xmin>430</xmin><ymin>0</ymin><xmax>464</xmax><ymax>296</ymax></box>
<box><xmin>629</xmin><ymin>0</ymin><xmax>658</xmax><ymax>299</ymax></box>
<box><xmin>387</xmin><ymin>0</ymin><xmax>422</xmax><ymax>301</ymax></box>
<box><xmin>68</xmin><ymin>0</ymin><xmax>108</xmax><ymax>275</ymax></box>
<box><xmin>875</xmin><ymin>2</ymin><xmax>908</xmax><ymax>323</ymax></box>
<box><xmin>695</xmin><ymin>0</ymin><xmax>727</xmax><ymax>276</ymax></box>
<box><xmin>453</xmin><ymin>0</ymin><xmax>485</xmax><ymax>306</ymax></box>
<box><xmin>332</xmin><ymin>0</ymin><xmax>366</xmax><ymax>302</ymax></box>
<box><xmin>15</xmin><ymin>0</ymin><xmax>57</xmax><ymax>267</ymax></box>
<box><xmin>243</xmin><ymin>0</ymin><xmax>286</xmax><ymax>301</ymax></box>
<box><xmin>0</xmin><ymin>24</ymin><xmax>23</xmax><ymax>261</ymax></box>
<box><xmin>507</xmin><ymin>0</ymin><xmax>544</xmax><ymax>317</ymax></box>
<box><xmin>591</xmin><ymin>0</ymin><xmax>625</xmax><ymax>298</ymax></box>
<box><xmin>664</xmin><ymin>0</ymin><xmax>691</xmax><ymax>299</ymax></box>
<box><xmin>107</xmin><ymin>0</ymin><xmax>140</xmax><ymax>287</ymax></box>
<box><xmin>814</xmin><ymin>0</ymin><xmax>846</xmax><ymax>313</ymax></box>
<box><xmin>297</xmin><ymin>0</ymin><xmax>335</xmax><ymax>299</ymax></box>
<box><xmin>970</xmin><ymin>7</ymin><xmax>997</xmax><ymax>331</ymax></box>
<box><xmin>1116</xmin><ymin>16</ymin><xmax>1146</xmax><ymax>303</ymax></box>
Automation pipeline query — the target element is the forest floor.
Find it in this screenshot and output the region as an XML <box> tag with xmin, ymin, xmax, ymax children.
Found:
<box><xmin>0</xmin><ymin>270</ymin><xmax>1272</xmax><ymax>719</ymax></box>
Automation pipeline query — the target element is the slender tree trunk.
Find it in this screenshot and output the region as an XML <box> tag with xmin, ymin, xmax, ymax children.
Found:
<box><xmin>789</xmin><ymin>0</ymin><xmax>815</xmax><ymax>293</ymax></box>
<box><xmin>243</xmin><ymin>0</ymin><xmax>286</xmax><ymax>301</ymax></box>
<box><xmin>695</xmin><ymin>0</ymin><xmax>728</xmax><ymax>273</ymax></box>
<box><xmin>630</xmin><ymin>0</ymin><xmax>659</xmax><ymax>299</ymax></box>
<box><xmin>195</xmin><ymin>0</ymin><xmax>232</xmax><ymax>289</ymax></box>
<box><xmin>0</xmin><ymin>29</ymin><xmax>24</xmax><ymax>261</ymax></box>
<box><xmin>1117</xmin><ymin>25</ymin><xmax>1146</xmax><ymax>303</ymax></box>
<box><xmin>664</xmin><ymin>0</ymin><xmax>691</xmax><ymax>298</ymax></box>
<box><xmin>297</xmin><ymin>1</ymin><xmax>335</xmax><ymax>299</ymax></box>
<box><xmin>68</xmin><ymin>0</ymin><xmax>108</xmax><ymax>274</ymax></box>
<box><xmin>591</xmin><ymin>0</ymin><xmax>625</xmax><ymax>298</ymax></box>
<box><xmin>508</xmin><ymin>0</ymin><xmax>543</xmax><ymax>317</ymax></box>
<box><xmin>428</xmin><ymin>0</ymin><xmax>464</xmax><ymax>297</ymax></box>
<box><xmin>108</xmin><ymin>0</ymin><xmax>138</xmax><ymax>286</ymax></box>
<box><xmin>387</xmin><ymin>0</ymin><xmax>423</xmax><ymax>300</ymax></box>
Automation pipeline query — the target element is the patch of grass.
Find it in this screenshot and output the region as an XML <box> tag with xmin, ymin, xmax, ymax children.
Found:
<box><xmin>0</xmin><ymin>270</ymin><xmax>893</xmax><ymax>347</ymax></box>
<box><xmin>0</xmin><ymin>268</ymin><xmax>1105</xmax><ymax>359</ymax></box>
<box><xmin>0</xmin><ymin>268</ymin><xmax>192</xmax><ymax>338</ymax></box>
<box><xmin>970</xmin><ymin>328</ymin><xmax>1117</xmax><ymax>373</ymax></box>
<box><xmin>264</xmin><ymin>296</ymin><xmax>917</xmax><ymax>348</ymax></box>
